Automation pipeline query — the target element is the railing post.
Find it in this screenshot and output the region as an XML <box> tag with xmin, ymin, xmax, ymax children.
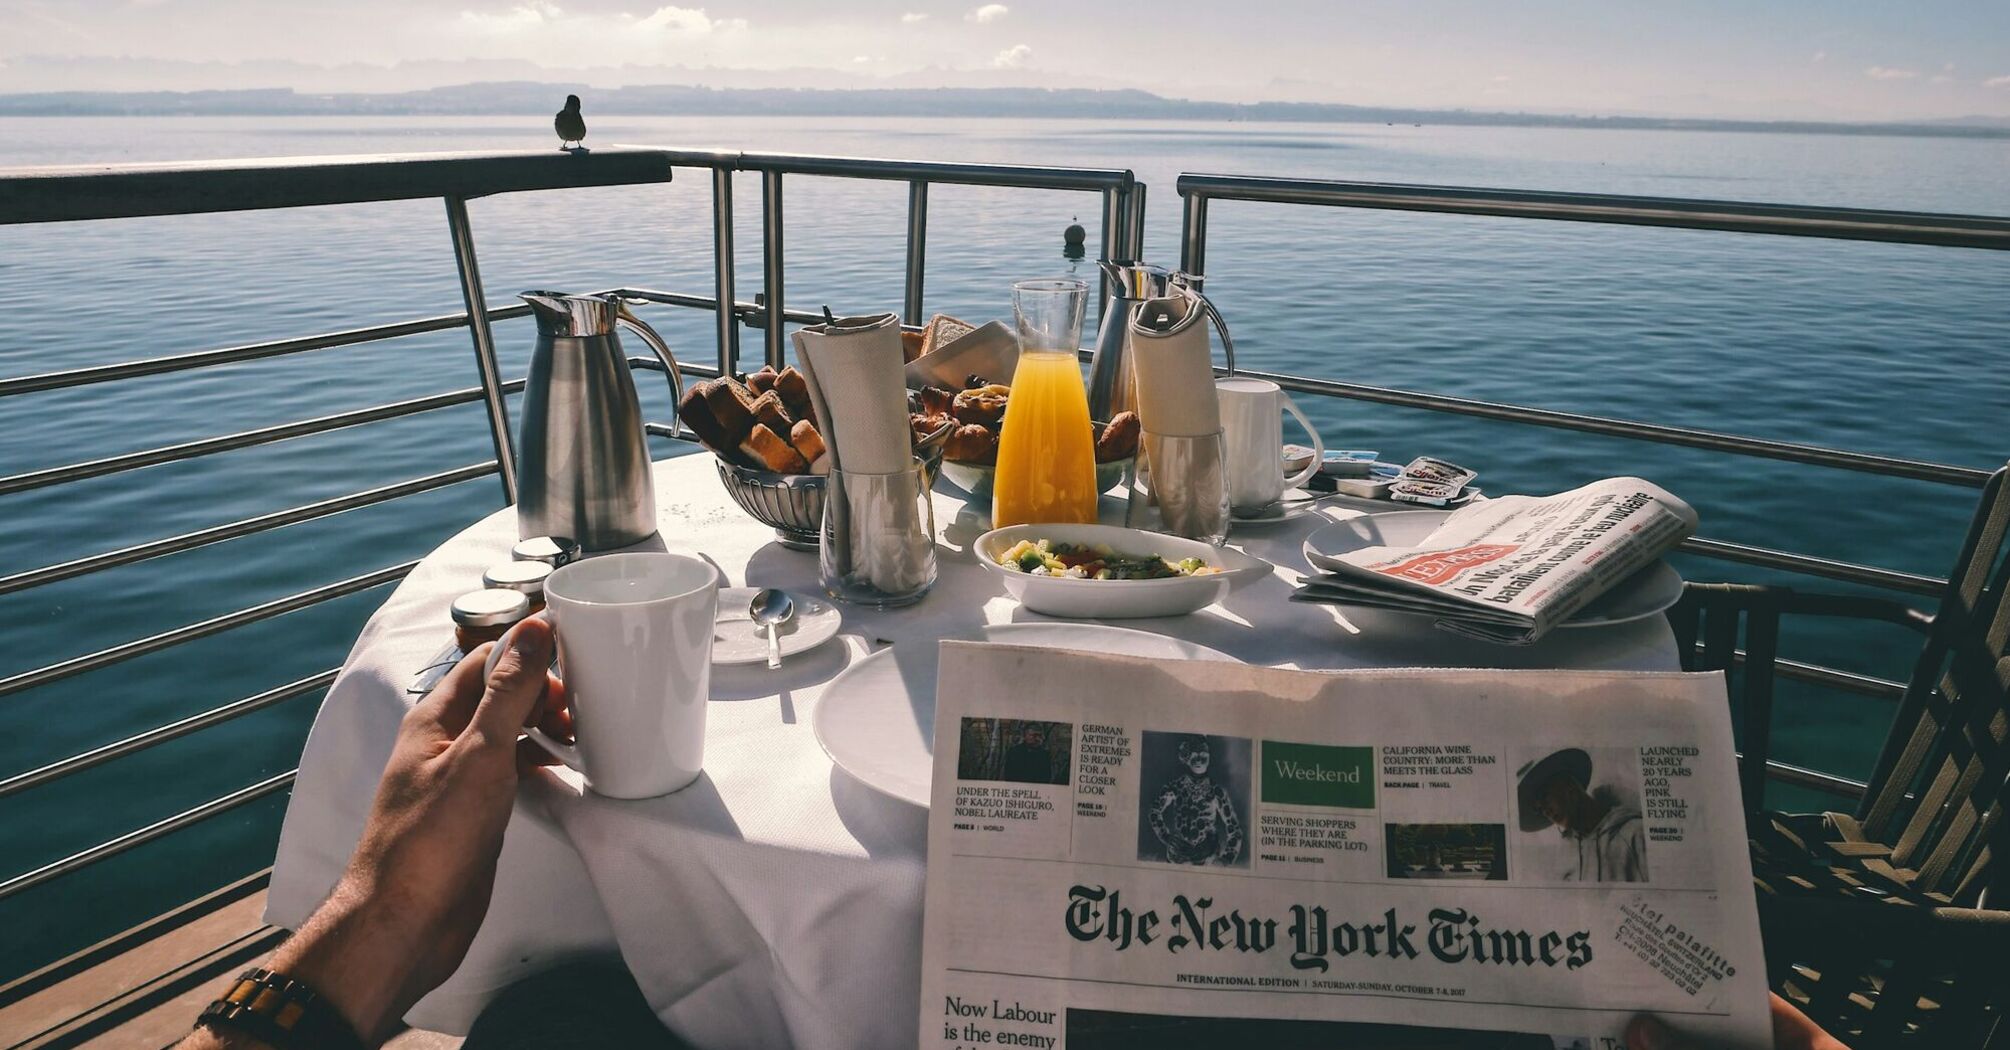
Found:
<box><xmin>1129</xmin><ymin>182</ymin><xmax>1148</xmax><ymax>260</ymax></box>
<box><xmin>1179</xmin><ymin>192</ymin><xmax>1208</xmax><ymax>286</ymax></box>
<box><xmin>760</xmin><ymin>169</ymin><xmax>787</xmax><ymax>369</ymax></box>
<box><xmin>711</xmin><ymin>166</ymin><xmax>739</xmax><ymax>377</ymax></box>
<box><xmin>443</xmin><ymin>195</ymin><xmax>519</xmax><ymax>504</ymax></box>
<box><xmin>904</xmin><ymin>180</ymin><xmax>929</xmax><ymax>326</ymax></box>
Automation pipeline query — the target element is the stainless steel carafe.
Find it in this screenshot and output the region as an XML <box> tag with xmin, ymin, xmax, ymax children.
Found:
<box><xmin>516</xmin><ymin>291</ymin><xmax>682</xmax><ymax>550</ymax></box>
<box><xmin>1084</xmin><ymin>262</ymin><xmax>1236</xmax><ymax>422</ymax></box>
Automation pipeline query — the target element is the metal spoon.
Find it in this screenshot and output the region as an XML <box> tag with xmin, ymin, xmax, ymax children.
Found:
<box><xmin>749</xmin><ymin>588</ymin><xmax>796</xmax><ymax>670</ymax></box>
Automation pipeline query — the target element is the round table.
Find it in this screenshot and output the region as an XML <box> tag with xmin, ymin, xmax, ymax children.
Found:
<box><xmin>266</xmin><ymin>453</ymin><xmax>1680</xmax><ymax>1049</ymax></box>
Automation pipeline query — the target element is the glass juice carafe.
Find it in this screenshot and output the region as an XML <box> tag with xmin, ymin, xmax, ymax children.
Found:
<box><xmin>992</xmin><ymin>279</ymin><xmax>1097</xmax><ymax>527</ymax></box>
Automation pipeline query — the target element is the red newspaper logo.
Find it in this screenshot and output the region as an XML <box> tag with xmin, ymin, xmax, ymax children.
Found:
<box><xmin>1377</xmin><ymin>543</ymin><xmax>1519</xmax><ymax>586</ymax></box>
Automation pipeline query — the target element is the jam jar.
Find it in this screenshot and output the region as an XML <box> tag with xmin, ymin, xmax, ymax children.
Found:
<box><xmin>512</xmin><ymin>535</ymin><xmax>581</xmax><ymax>567</ymax></box>
<box><xmin>450</xmin><ymin>588</ymin><xmax>531</xmax><ymax>652</ymax></box>
<box><xmin>482</xmin><ymin>560</ymin><xmax>552</xmax><ymax>616</ymax></box>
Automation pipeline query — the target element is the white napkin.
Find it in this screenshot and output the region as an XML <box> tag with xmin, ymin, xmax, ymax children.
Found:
<box><xmin>1128</xmin><ymin>291</ymin><xmax>1222</xmax><ymax>438</ymax></box>
<box><xmin>793</xmin><ymin>313</ymin><xmax>912</xmax><ymax>474</ymax></box>
<box><xmin>792</xmin><ymin>313</ymin><xmax>931</xmax><ymax>596</ymax></box>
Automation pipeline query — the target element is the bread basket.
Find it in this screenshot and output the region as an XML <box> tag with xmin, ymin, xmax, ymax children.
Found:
<box><xmin>716</xmin><ymin>460</ymin><xmax>826</xmax><ymax>550</ymax></box>
<box><xmin>715</xmin><ymin>440</ymin><xmax>948</xmax><ymax>551</ymax></box>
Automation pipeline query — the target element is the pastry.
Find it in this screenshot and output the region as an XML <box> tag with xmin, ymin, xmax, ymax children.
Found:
<box><xmin>746</xmin><ymin>365</ymin><xmax>779</xmax><ymax>396</ymax></box>
<box><xmin>951</xmin><ymin>384</ymin><xmax>1010</xmax><ymax>427</ymax></box>
<box><xmin>1095</xmin><ymin>411</ymin><xmax>1140</xmax><ymax>463</ymax></box>
<box><xmin>917</xmin><ymin>385</ymin><xmax>955</xmax><ymax>417</ymax></box>
<box><xmin>945</xmin><ymin>424</ymin><xmax>999</xmax><ymax>465</ymax></box>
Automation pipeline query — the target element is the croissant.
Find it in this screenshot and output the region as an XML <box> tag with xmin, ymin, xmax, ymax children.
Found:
<box><xmin>944</xmin><ymin>424</ymin><xmax>1000</xmax><ymax>465</ymax></box>
<box><xmin>1095</xmin><ymin>411</ymin><xmax>1140</xmax><ymax>463</ymax></box>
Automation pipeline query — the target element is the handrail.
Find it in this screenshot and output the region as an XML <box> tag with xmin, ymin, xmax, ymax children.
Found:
<box><xmin>0</xmin><ymin>772</ymin><xmax>297</xmax><ymax>902</ymax></box>
<box><xmin>1176</xmin><ymin>173</ymin><xmax>2010</xmax><ymax>254</ymax></box>
<box><xmin>0</xmin><ymin>148</ymin><xmax>679</xmax><ymax>225</ymax></box>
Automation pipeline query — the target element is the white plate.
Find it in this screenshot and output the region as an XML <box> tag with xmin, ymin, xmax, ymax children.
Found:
<box><xmin>813</xmin><ymin>623</ymin><xmax>1235</xmax><ymax>807</ymax></box>
<box><xmin>974</xmin><ymin>523</ymin><xmax>1270</xmax><ymax>619</ymax></box>
<box><xmin>712</xmin><ymin>587</ymin><xmax>842</xmax><ymax>665</ymax></box>
<box><xmin>1301</xmin><ymin>510</ymin><xmax>1684</xmax><ymax>628</ymax></box>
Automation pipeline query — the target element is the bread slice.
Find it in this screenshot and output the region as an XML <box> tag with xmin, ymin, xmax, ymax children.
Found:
<box><xmin>747</xmin><ymin>390</ymin><xmax>794</xmax><ymax>439</ymax></box>
<box><xmin>773</xmin><ymin>367</ymin><xmax>814</xmax><ymax>423</ymax></box>
<box><xmin>678</xmin><ymin>380</ymin><xmax>755</xmax><ymax>467</ymax></box>
<box><xmin>920</xmin><ymin>314</ymin><xmax>977</xmax><ymax>357</ymax></box>
<box><xmin>702</xmin><ymin>377</ymin><xmax>760</xmax><ymax>438</ymax></box>
<box><xmin>788</xmin><ymin>419</ymin><xmax>827</xmax><ymax>468</ymax></box>
<box><xmin>741</xmin><ymin>424</ymin><xmax>810</xmax><ymax>473</ymax></box>
<box><xmin>900</xmin><ymin>329</ymin><xmax>926</xmax><ymax>364</ymax></box>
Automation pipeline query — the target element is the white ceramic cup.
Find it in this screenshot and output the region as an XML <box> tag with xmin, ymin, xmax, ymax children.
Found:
<box><xmin>487</xmin><ymin>551</ymin><xmax>719</xmax><ymax>798</ymax></box>
<box><xmin>1216</xmin><ymin>376</ymin><xmax>1324</xmax><ymax>515</ymax></box>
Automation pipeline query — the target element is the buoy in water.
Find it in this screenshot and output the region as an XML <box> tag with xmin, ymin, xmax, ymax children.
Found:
<box><xmin>1063</xmin><ymin>223</ymin><xmax>1086</xmax><ymax>248</ymax></box>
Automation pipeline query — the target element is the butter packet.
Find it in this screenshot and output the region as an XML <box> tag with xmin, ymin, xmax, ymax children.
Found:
<box><xmin>1389</xmin><ymin>456</ymin><xmax>1478</xmax><ymax>506</ymax></box>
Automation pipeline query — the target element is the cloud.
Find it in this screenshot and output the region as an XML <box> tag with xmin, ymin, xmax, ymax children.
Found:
<box><xmin>636</xmin><ymin>6</ymin><xmax>747</xmax><ymax>34</ymax></box>
<box><xmin>1986</xmin><ymin>75</ymin><xmax>2010</xmax><ymax>89</ymax></box>
<box><xmin>1811</xmin><ymin>50</ymin><xmax>1825</xmax><ymax>63</ymax></box>
<box><xmin>969</xmin><ymin>4</ymin><xmax>1008</xmax><ymax>23</ymax></box>
<box><xmin>992</xmin><ymin>43</ymin><xmax>1031</xmax><ymax>68</ymax></box>
<box><xmin>900</xmin><ymin>11</ymin><xmax>927</xmax><ymax>22</ymax></box>
<box><xmin>1864</xmin><ymin>66</ymin><xmax>1919</xmax><ymax>80</ymax></box>
<box><xmin>460</xmin><ymin>1</ymin><xmax>562</xmax><ymax>33</ymax></box>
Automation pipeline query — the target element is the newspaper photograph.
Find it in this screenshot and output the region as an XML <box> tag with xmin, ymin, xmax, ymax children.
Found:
<box><xmin>919</xmin><ymin>644</ymin><xmax>1771</xmax><ymax>1049</ymax></box>
<box><xmin>1294</xmin><ymin>478</ymin><xmax>1700</xmax><ymax>644</ymax></box>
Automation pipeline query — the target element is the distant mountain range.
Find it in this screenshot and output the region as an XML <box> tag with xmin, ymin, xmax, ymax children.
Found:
<box><xmin>4</xmin><ymin>83</ymin><xmax>2008</xmax><ymax>138</ymax></box>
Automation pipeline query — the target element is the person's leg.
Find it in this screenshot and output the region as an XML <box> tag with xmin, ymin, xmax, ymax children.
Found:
<box><xmin>463</xmin><ymin>958</ymin><xmax>689</xmax><ymax>1050</ymax></box>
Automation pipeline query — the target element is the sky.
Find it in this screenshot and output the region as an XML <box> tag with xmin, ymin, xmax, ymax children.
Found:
<box><xmin>3</xmin><ymin>0</ymin><xmax>2008</xmax><ymax>121</ymax></box>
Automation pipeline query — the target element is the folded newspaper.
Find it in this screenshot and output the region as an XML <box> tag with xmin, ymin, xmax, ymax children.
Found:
<box><xmin>920</xmin><ymin>645</ymin><xmax>1771</xmax><ymax>1050</ymax></box>
<box><xmin>1294</xmin><ymin>477</ymin><xmax>1699</xmax><ymax>645</ymax></box>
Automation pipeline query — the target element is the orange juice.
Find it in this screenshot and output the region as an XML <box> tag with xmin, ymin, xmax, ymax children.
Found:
<box><xmin>992</xmin><ymin>349</ymin><xmax>1099</xmax><ymax>527</ymax></box>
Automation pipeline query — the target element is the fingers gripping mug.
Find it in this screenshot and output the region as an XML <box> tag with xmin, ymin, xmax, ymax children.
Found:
<box><xmin>1215</xmin><ymin>376</ymin><xmax>1324</xmax><ymax>516</ymax></box>
<box><xmin>486</xmin><ymin>551</ymin><xmax>719</xmax><ymax>798</ymax></box>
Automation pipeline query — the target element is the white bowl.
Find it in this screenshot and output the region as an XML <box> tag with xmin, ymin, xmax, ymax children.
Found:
<box><xmin>939</xmin><ymin>457</ymin><xmax>1130</xmax><ymax>501</ymax></box>
<box><xmin>973</xmin><ymin>523</ymin><xmax>1270</xmax><ymax>619</ymax></box>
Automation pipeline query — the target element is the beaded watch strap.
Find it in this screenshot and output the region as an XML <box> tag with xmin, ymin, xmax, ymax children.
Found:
<box><xmin>196</xmin><ymin>967</ymin><xmax>365</xmax><ymax>1050</ymax></box>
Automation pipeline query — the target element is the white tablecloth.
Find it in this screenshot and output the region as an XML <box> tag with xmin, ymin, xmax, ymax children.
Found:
<box><xmin>267</xmin><ymin>454</ymin><xmax>1680</xmax><ymax>1048</ymax></box>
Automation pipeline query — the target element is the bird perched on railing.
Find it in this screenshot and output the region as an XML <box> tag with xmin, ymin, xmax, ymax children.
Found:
<box><xmin>555</xmin><ymin>95</ymin><xmax>588</xmax><ymax>153</ymax></box>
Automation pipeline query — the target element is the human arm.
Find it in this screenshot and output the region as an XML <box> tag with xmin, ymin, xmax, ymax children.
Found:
<box><xmin>180</xmin><ymin>620</ymin><xmax>567</xmax><ymax>1049</ymax></box>
<box><xmin>1626</xmin><ymin>993</ymin><xmax>1850</xmax><ymax>1050</ymax></box>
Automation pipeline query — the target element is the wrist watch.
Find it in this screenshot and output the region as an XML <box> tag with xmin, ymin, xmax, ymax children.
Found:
<box><xmin>196</xmin><ymin>967</ymin><xmax>366</xmax><ymax>1050</ymax></box>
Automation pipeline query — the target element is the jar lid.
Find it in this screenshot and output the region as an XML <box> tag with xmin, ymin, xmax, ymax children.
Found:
<box><xmin>512</xmin><ymin>536</ymin><xmax>581</xmax><ymax>566</ymax></box>
<box><xmin>450</xmin><ymin>588</ymin><xmax>531</xmax><ymax>627</ymax></box>
<box><xmin>483</xmin><ymin>560</ymin><xmax>551</xmax><ymax>596</ymax></box>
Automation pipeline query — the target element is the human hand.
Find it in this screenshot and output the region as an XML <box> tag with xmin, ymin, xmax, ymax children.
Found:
<box><xmin>1626</xmin><ymin>993</ymin><xmax>1850</xmax><ymax>1050</ymax></box>
<box><xmin>265</xmin><ymin>619</ymin><xmax>569</xmax><ymax>1043</ymax></box>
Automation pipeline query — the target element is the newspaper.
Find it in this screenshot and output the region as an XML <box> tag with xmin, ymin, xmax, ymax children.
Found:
<box><xmin>1294</xmin><ymin>478</ymin><xmax>1699</xmax><ymax>645</ymax></box>
<box><xmin>919</xmin><ymin>644</ymin><xmax>1771</xmax><ymax>1050</ymax></box>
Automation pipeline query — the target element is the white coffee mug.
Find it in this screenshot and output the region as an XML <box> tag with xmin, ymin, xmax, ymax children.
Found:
<box><xmin>1216</xmin><ymin>376</ymin><xmax>1324</xmax><ymax>515</ymax></box>
<box><xmin>487</xmin><ymin>551</ymin><xmax>719</xmax><ymax>798</ymax></box>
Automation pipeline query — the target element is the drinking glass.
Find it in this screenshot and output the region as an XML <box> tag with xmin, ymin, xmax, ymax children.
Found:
<box><xmin>821</xmin><ymin>461</ymin><xmax>938</xmax><ymax>607</ymax></box>
<box><xmin>994</xmin><ymin>279</ymin><xmax>1097</xmax><ymax>527</ymax></box>
<box><xmin>1125</xmin><ymin>429</ymin><xmax>1231</xmax><ymax>546</ymax></box>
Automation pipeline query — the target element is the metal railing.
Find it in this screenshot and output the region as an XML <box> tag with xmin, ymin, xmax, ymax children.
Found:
<box><xmin>1178</xmin><ymin>172</ymin><xmax>2009</xmax><ymax>608</ymax></box>
<box><xmin>0</xmin><ymin>147</ymin><xmax>1138</xmax><ymax>914</ymax></box>
<box><xmin>3</xmin><ymin>150</ymin><xmax>2003</xmax><ymax>922</ymax></box>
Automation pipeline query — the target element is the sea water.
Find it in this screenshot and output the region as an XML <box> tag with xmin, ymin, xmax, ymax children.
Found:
<box><xmin>1</xmin><ymin>114</ymin><xmax>2006</xmax><ymax>975</ymax></box>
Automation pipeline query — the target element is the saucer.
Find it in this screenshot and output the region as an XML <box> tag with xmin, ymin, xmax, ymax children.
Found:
<box><xmin>713</xmin><ymin>588</ymin><xmax>843</xmax><ymax>665</ymax></box>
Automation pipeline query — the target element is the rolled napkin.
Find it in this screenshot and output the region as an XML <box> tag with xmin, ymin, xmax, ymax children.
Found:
<box><xmin>792</xmin><ymin>313</ymin><xmax>932</xmax><ymax>598</ymax></box>
<box><xmin>792</xmin><ymin>313</ymin><xmax>911</xmax><ymax>474</ymax></box>
<box><xmin>1128</xmin><ymin>291</ymin><xmax>1222</xmax><ymax>438</ymax></box>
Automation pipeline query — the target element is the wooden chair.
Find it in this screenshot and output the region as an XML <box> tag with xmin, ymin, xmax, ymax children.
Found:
<box><xmin>1668</xmin><ymin>462</ymin><xmax>2010</xmax><ymax>1048</ymax></box>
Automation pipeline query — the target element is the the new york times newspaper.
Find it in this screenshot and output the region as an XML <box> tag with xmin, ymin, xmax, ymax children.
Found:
<box><xmin>920</xmin><ymin>645</ymin><xmax>1770</xmax><ymax>1050</ymax></box>
<box><xmin>1295</xmin><ymin>478</ymin><xmax>1699</xmax><ymax>644</ymax></box>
